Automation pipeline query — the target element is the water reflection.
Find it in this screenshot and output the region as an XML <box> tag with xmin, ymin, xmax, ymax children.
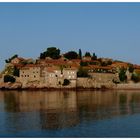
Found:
<box><xmin>1</xmin><ymin>90</ymin><xmax>140</xmax><ymax>131</ymax></box>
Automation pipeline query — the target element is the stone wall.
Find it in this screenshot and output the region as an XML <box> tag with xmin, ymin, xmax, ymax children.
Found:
<box><xmin>89</xmin><ymin>73</ymin><xmax>117</xmax><ymax>83</ymax></box>
<box><xmin>115</xmin><ymin>83</ymin><xmax>140</xmax><ymax>89</ymax></box>
<box><xmin>77</xmin><ymin>73</ymin><xmax>117</xmax><ymax>89</ymax></box>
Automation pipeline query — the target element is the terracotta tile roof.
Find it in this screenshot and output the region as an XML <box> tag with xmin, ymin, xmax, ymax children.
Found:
<box><xmin>20</xmin><ymin>64</ymin><xmax>40</xmax><ymax>69</ymax></box>
<box><xmin>111</xmin><ymin>62</ymin><xmax>128</xmax><ymax>68</ymax></box>
<box><xmin>46</xmin><ymin>67</ymin><xmax>60</xmax><ymax>73</ymax></box>
<box><xmin>89</xmin><ymin>65</ymin><xmax>113</xmax><ymax>70</ymax></box>
<box><xmin>134</xmin><ymin>64</ymin><xmax>140</xmax><ymax>69</ymax></box>
<box><xmin>64</xmin><ymin>68</ymin><xmax>78</xmax><ymax>71</ymax></box>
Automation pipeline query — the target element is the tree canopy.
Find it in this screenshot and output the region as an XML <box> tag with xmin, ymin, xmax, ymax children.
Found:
<box><xmin>91</xmin><ymin>53</ymin><xmax>97</xmax><ymax>60</ymax></box>
<box><xmin>5</xmin><ymin>54</ymin><xmax>18</xmax><ymax>63</ymax></box>
<box><xmin>40</xmin><ymin>47</ymin><xmax>61</xmax><ymax>59</ymax></box>
<box><xmin>78</xmin><ymin>49</ymin><xmax>82</xmax><ymax>59</ymax></box>
<box><xmin>85</xmin><ymin>52</ymin><xmax>91</xmax><ymax>57</ymax></box>
<box><xmin>77</xmin><ymin>67</ymin><xmax>89</xmax><ymax>77</ymax></box>
<box><xmin>64</xmin><ymin>51</ymin><xmax>78</xmax><ymax>59</ymax></box>
<box><xmin>4</xmin><ymin>75</ymin><xmax>16</xmax><ymax>83</ymax></box>
<box><xmin>128</xmin><ymin>64</ymin><xmax>134</xmax><ymax>73</ymax></box>
<box><xmin>119</xmin><ymin>67</ymin><xmax>127</xmax><ymax>82</ymax></box>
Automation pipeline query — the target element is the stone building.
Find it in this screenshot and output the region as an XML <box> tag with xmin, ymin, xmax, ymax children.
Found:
<box><xmin>82</xmin><ymin>56</ymin><xmax>92</xmax><ymax>61</ymax></box>
<box><xmin>44</xmin><ymin>67</ymin><xmax>77</xmax><ymax>88</ymax></box>
<box><xmin>19</xmin><ymin>64</ymin><xmax>41</xmax><ymax>84</ymax></box>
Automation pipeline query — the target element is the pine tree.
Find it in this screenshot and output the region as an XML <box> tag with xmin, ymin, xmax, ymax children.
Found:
<box><xmin>79</xmin><ymin>49</ymin><xmax>82</xmax><ymax>59</ymax></box>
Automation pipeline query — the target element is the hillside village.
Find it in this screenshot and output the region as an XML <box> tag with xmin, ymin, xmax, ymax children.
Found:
<box><xmin>0</xmin><ymin>47</ymin><xmax>140</xmax><ymax>89</ymax></box>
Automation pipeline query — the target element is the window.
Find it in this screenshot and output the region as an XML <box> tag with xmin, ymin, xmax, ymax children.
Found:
<box><xmin>34</xmin><ymin>75</ymin><xmax>36</xmax><ymax>78</ymax></box>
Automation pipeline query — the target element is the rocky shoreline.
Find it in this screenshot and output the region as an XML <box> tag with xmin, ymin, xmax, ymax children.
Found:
<box><xmin>0</xmin><ymin>82</ymin><xmax>140</xmax><ymax>91</ymax></box>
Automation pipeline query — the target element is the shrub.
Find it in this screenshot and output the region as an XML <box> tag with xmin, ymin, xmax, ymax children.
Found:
<box><xmin>13</xmin><ymin>66</ymin><xmax>19</xmax><ymax>77</ymax></box>
<box><xmin>63</xmin><ymin>79</ymin><xmax>70</xmax><ymax>86</ymax></box>
<box><xmin>131</xmin><ymin>73</ymin><xmax>140</xmax><ymax>83</ymax></box>
<box><xmin>64</xmin><ymin>51</ymin><xmax>78</xmax><ymax>60</ymax></box>
<box><xmin>77</xmin><ymin>67</ymin><xmax>89</xmax><ymax>77</ymax></box>
<box><xmin>128</xmin><ymin>64</ymin><xmax>134</xmax><ymax>73</ymax></box>
<box><xmin>80</xmin><ymin>61</ymin><xmax>88</xmax><ymax>66</ymax></box>
<box><xmin>4</xmin><ymin>75</ymin><xmax>16</xmax><ymax>83</ymax></box>
<box><xmin>119</xmin><ymin>67</ymin><xmax>127</xmax><ymax>82</ymax></box>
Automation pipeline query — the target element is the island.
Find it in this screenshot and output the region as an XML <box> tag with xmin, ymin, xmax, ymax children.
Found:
<box><xmin>0</xmin><ymin>47</ymin><xmax>140</xmax><ymax>90</ymax></box>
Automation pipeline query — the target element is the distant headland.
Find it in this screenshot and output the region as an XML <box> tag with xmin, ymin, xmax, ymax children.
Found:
<box><xmin>0</xmin><ymin>47</ymin><xmax>140</xmax><ymax>90</ymax></box>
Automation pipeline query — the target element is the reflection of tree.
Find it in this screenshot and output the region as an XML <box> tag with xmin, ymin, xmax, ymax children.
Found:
<box><xmin>3</xmin><ymin>89</ymin><xmax>140</xmax><ymax>133</ymax></box>
<box><xmin>119</xmin><ymin>94</ymin><xmax>127</xmax><ymax>104</ymax></box>
<box><xmin>4</xmin><ymin>92</ymin><xmax>19</xmax><ymax>112</ymax></box>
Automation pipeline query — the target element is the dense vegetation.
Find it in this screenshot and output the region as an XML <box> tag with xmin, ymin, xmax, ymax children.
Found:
<box><xmin>64</xmin><ymin>51</ymin><xmax>78</xmax><ymax>59</ymax></box>
<box><xmin>4</xmin><ymin>75</ymin><xmax>16</xmax><ymax>83</ymax></box>
<box><xmin>119</xmin><ymin>67</ymin><xmax>127</xmax><ymax>82</ymax></box>
<box><xmin>63</xmin><ymin>79</ymin><xmax>70</xmax><ymax>86</ymax></box>
<box><xmin>40</xmin><ymin>47</ymin><xmax>61</xmax><ymax>59</ymax></box>
<box><xmin>77</xmin><ymin>67</ymin><xmax>89</xmax><ymax>77</ymax></box>
<box><xmin>5</xmin><ymin>54</ymin><xmax>18</xmax><ymax>63</ymax></box>
<box><xmin>13</xmin><ymin>66</ymin><xmax>19</xmax><ymax>77</ymax></box>
<box><xmin>131</xmin><ymin>73</ymin><xmax>140</xmax><ymax>83</ymax></box>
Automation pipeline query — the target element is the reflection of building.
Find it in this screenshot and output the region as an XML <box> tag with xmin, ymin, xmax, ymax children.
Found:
<box><xmin>3</xmin><ymin>90</ymin><xmax>79</xmax><ymax>130</ymax></box>
<box><xmin>40</xmin><ymin>91</ymin><xmax>79</xmax><ymax>130</ymax></box>
<box><xmin>3</xmin><ymin>90</ymin><xmax>140</xmax><ymax>131</ymax></box>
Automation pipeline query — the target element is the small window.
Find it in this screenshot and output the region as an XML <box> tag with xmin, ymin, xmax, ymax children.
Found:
<box><xmin>25</xmin><ymin>75</ymin><xmax>26</xmax><ymax>77</ymax></box>
<box><xmin>34</xmin><ymin>75</ymin><xmax>36</xmax><ymax>78</ymax></box>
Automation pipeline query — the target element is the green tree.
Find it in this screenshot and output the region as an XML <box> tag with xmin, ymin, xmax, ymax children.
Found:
<box><xmin>64</xmin><ymin>51</ymin><xmax>78</xmax><ymax>59</ymax></box>
<box><xmin>78</xmin><ymin>49</ymin><xmax>82</xmax><ymax>59</ymax></box>
<box><xmin>91</xmin><ymin>53</ymin><xmax>97</xmax><ymax>60</ymax></box>
<box><xmin>119</xmin><ymin>67</ymin><xmax>127</xmax><ymax>82</ymax></box>
<box><xmin>63</xmin><ymin>79</ymin><xmax>70</xmax><ymax>86</ymax></box>
<box><xmin>80</xmin><ymin>61</ymin><xmax>88</xmax><ymax>66</ymax></box>
<box><xmin>13</xmin><ymin>66</ymin><xmax>19</xmax><ymax>77</ymax></box>
<box><xmin>4</xmin><ymin>75</ymin><xmax>16</xmax><ymax>83</ymax></box>
<box><xmin>131</xmin><ymin>73</ymin><xmax>140</xmax><ymax>83</ymax></box>
<box><xmin>128</xmin><ymin>64</ymin><xmax>134</xmax><ymax>73</ymax></box>
<box><xmin>40</xmin><ymin>47</ymin><xmax>61</xmax><ymax>59</ymax></box>
<box><xmin>77</xmin><ymin>67</ymin><xmax>89</xmax><ymax>77</ymax></box>
<box><xmin>5</xmin><ymin>54</ymin><xmax>18</xmax><ymax>63</ymax></box>
<box><xmin>85</xmin><ymin>52</ymin><xmax>91</xmax><ymax>57</ymax></box>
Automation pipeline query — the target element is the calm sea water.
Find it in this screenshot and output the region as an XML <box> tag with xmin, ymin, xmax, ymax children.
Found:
<box><xmin>0</xmin><ymin>90</ymin><xmax>140</xmax><ymax>137</ymax></box>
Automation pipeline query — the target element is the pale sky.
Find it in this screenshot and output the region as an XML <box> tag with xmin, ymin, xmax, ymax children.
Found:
<box><xmin>0</xmin><ymin>2</ymin><xmax>140</xmax><ymax>70</ymax></box>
